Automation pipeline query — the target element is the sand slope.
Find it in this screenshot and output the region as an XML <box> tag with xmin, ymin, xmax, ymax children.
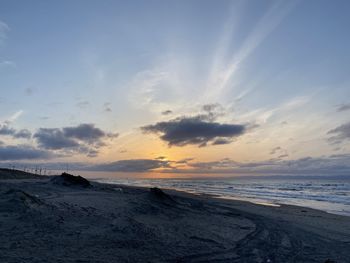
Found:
<box><xmin>0</xmin><ymin>175</ymin><xmax>349</xmax><ymax>263</ymax></box>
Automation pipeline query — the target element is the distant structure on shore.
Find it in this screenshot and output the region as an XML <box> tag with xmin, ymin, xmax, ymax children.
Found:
<box><xmin>4</xmin><ymin>164</ymin><xmax>51</xmax><ymax>176</ymax></box>
<box><xmin>2</xmin><ymin>163</ymin><xmax>74</xmax><ymax>177</ymax></box>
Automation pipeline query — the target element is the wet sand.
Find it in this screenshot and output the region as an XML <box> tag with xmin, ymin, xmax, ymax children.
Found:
<box><xmin>0</xmin><ymin>172</ymin><xmax>349</xmax><ymax>262</ymax></box>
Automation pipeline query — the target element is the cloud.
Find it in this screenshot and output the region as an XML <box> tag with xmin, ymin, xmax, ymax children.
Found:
<box><xmin>205</xmin><ymin>1</ymin><xmax>297</xmax><ymax>102</ymax></box>
<box><xmin>0</xmin><ymin>145</ymin><xmax>53</xmax><ymax>161</ymax></box>
<box><xmin>202</xmin><ymin>103</ymin><xmax>221</xmax><ymax>113</ymax></box>
<box><xmin>189</xmin><ymin>158</ymin><xmax>239</xmax><ymax>170</ymax></box>
<box><xmin>0</xmin><ymin>124</ymin><xmax>31</xmax><ymax>139</ymax></box>
<box><xmin>87</xmin><ymin>149</ymin><xmax>99</xmax><ymax>158</ymax></box>
<box><xmin>34</xmin><ymin>128</ymin><xmax>80</xmax><ymax>150</ymax></box>
<box><xmin>141</xmin><ymin>116</ymin><xmax>246</xmax><ymax>147</ymax></box>
<box><xmin>336</xmin><ymin>103</ymin><xmax>350</xmax><ymax>112</ymax></box>
<box><xmin>0</xmin><ymin>125</ymin><xmax>16</xmax><ymax>136</ymax></box>
<box><xmin>237</xmin><ymin>96</ymin><xmax>309</xmax><ymax>125</ymax></box>
<box><xmin>327</xmin><ymin>122</ymin><xmax>350</xmax><ymax>144</ymax></box>
<box><xmin>76</xmin><ymin>101</ymin><xmax>90</xmax><ymax>108</ymax></box>
<box><xmin>88</xmin><ymin>159</ymin><xmax>172</xmax><ymax>172</ymax></box>
<box><xmin>161</xmin><ymin>110</ymin><xmax>172</xmax><ymax>115</ymax></box>
<box><xmin>270</xmin><ymin>146</ymin><xmax>281</xmax><ymax>155</ymax></box>
<box><xmin>1</xmin><ymin>158</ymin><xmax>173</xmax><ymax>173</ymax></box>
<box><xmin>8</xmin><ymin>110</ymin><xmax>24</xmax><ymax>123</ymax></box>
<box><xmin>33</xmin><ymin>123</ymin><xmax>118</xmax><ymax>157</ymax></box>
<box><xmin>212</xmin><ymin>138</ymin><xmax>233</xmax><ymax>145</ymax></box>
<box><xmin>186</xmin><ymin>155</ymin><xmax>350</xmax><ymax>175</ymax></box>
<box><xmin>199</xmin><ymin>103</ymin><xmax>226</xmax><ymax>122</ymax></box>
<box><xmin>128</xmin><ymin>69</ymin><xmax>171</xmax><ymax>110</ymax></box>
<box><xmin>269</xmin><ymin>146</ymin><xmax>288</xmax><ymax>157</ymax></box>
<box><xmin>62</xmin><ymin>124</ymin><xmax>107</xmax><ymax>143</ymax></box>
<box><xmin>6</xmin><ymin>154</ymin><xmax>350</xmax><ymax>176</ymax></box>
<box><xmin>175</xmin><ymin>158</ymin><xmax>194</xmax><ymax>164</ymax></box>
<box><xmin>14</xmin><ymin>129</ymin><xmax>32</xmax><ymax>139</ymax></box>
<box><xmin>104</xmin><ymin>102</ymin><xmax>112</xmax><ymax>112</ymax></box>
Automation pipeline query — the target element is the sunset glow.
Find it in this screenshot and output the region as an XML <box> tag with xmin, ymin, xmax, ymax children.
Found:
<box><xmin>1</xmin><ymin>0</ymin><xmax>350</xmax><ymax>177</ymax></box>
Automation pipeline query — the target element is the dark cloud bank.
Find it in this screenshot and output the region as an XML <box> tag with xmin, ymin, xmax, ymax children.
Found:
<box><xmin>185</xmin><ymin>154</ymin><xmax>350</xmax><ymax>176</ymax></box>
<box><xmin>336</xmin><ymin>103</ymin><xmax>350</xmax><ymax>112</ymax></box>
<box><xmin>328</xmin><ymin>121</ymin><xmax>350</xmax><ymax>144</ymax></box>
<box><xmin>142</xmin><ymin>116</ymin><xmax>246</xmax><ymax>147</ymax></box>
<box><xmin>4</xmin><ymin>154</ymin><xmax>350</xmax><ymax>176</ymax></box>
<box><xmin>88</xmin><ymin>159</ymin><xmax>172</xmax><ymax>172</ymax></box>
<box><xmin>34</xmin><ymin>128</ymin><xmax>80</xmax><ymax>149</ymax></box>
<box><xmin>0</xmin><ymin>124</ymin><xmax>32</xmax><ymax>139</ymax></box>
<box><xmin>34</xmin><ymin>124</ymin><xmax>115</xmax><ymax>148</ymax></box>
<box><xmin>0</xmin><ymin>123</ymin><xmax>118</xmax><ymax>160</ymax></box>
<box><xmin>0</xmin><ymin>145</ymin><xmax>53</xmax><ymax>161</ymax></box>
<box><xmin>33</xmin><ymin>123</ymin><xmax>118</xmax><ymax>157</ymax></box>
<box><xmin>74</xmin><ymin>154</ymin><xmax>350</xmax><ymax>175</ymax></box>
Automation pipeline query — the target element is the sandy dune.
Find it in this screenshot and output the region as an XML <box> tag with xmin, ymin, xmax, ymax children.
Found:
<box><xmin>0</xmin><ymin>173</ymin><xmax>349</xmax><ymax>262</ymax></box>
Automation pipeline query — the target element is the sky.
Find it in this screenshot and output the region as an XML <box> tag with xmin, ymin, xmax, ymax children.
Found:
<box><xmin>0</xmin><ymin>0</ymin><xmax>350</xmax><ymax>177</ymax></box>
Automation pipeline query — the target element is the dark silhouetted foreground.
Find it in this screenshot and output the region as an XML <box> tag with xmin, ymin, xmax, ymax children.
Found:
<box><xmin>0</xmin><ymin>171</ymin><xmax>349</xmax><ymax>262</ymax></box>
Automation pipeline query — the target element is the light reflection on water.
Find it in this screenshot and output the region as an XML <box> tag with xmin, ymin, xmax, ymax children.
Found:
<box><xmin>74</xmin><ymin>171</ymin><xmax>350</xmax><ymax>216</ymax></box>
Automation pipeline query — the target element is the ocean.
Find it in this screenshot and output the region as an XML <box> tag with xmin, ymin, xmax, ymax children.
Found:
<box><xmin>89</xmin><ymin>174</ymin><xmax>350</xmax><ymax>217</ymax></box>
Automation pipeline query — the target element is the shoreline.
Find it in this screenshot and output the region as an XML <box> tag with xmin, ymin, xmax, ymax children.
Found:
<box><xmin>93</xmin><ymin>178</ymin><xmax>350</xmax><ymax>217</ymax></box>
<box><xmin>1</xmin><ymin>176</ymin><xmax>350</xmax><ymax>262</ymax></box>
<box><xmin>98</xmin><ymin>181</ymin><xmax>350</xmax><ymax>244</ymax></box>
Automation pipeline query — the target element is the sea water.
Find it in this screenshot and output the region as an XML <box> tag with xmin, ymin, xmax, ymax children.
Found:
<box><xmin>89</xmin><ymin>175</ymin><xmax>350</xmax><ymax>216</ymax></box>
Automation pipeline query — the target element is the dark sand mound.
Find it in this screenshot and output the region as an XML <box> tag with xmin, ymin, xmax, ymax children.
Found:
<box><xmin>0</xmin><ymin>168</ymin><xmax>42</xmax><ymax>179</ymax></box>
<box><xmin>0</xmin><ymin>180</ymin><xmax>349</xmax><ymax>262</ymax></box>
<box><xmin>50</xmin><ymin>172</ymin><xmax>91</xmax><ymax>187</ymax></box>
<box><xmin>0</xmin><ymin>189</ymin><xmax>44</xmax><ymax>212</ymax></box>
<box><xmin>149</xmin><ymin>187</ymin><xmax>176</xmax><ymax>203</ymax></box>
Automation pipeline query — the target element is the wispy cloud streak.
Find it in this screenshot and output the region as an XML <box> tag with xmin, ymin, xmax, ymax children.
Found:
<box><xmin>204</xmin><ymin>1</ymin><xmax>298</xmax><ymax>102</ymax></box>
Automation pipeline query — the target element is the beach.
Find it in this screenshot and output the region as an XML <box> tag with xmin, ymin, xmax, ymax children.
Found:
<box><xmin>1</xmin><ymin>172</ymin><xmax>350</xmax><ymax>263</ymax></box>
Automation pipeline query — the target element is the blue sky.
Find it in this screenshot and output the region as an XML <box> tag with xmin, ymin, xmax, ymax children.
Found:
<box><xmin>1</xmin><ymin>0</ymin><xmax>350</xmax><ymax>176</ymax></box>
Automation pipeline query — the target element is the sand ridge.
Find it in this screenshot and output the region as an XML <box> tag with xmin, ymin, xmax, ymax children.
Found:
<box><xmin>0</xmin><ymin>174</ymin><xmax>349</xmax><ymax>262</ymax></box>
